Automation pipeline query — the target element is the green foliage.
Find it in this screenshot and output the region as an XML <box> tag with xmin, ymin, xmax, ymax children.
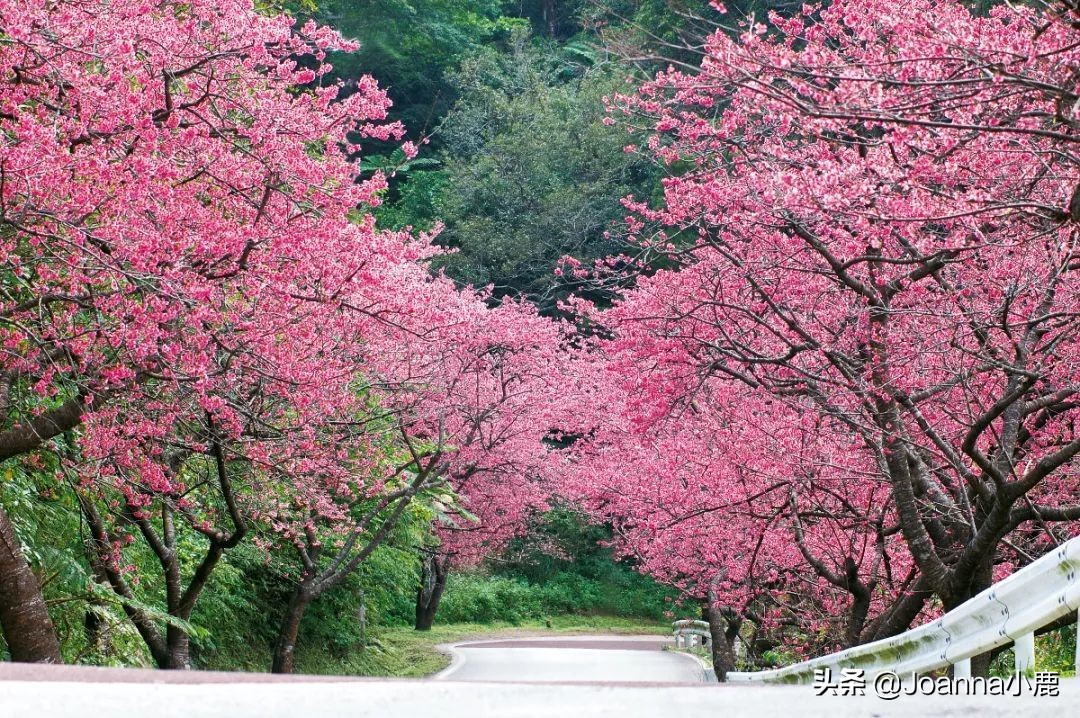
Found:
<box><xmin>375</xmin><ymin>170</ymin><xmax>450</xmax><ymax>232</ymax></box>
<box><xmin>303</xmin><ymin>3</ymin><xmax>692</xmax><ymax>310</ymax></box>
<box><xmin>438</xmin><ymin>574</ymin><xmax>543</xmax><ymax>623</ymax></box>
<box><xmin>1036</xmin><ymin>623</ymin><xmax>1077</xmax><ymax>676</ymax></box>
<box><xmin>513</xmin><ymin>0</ymin><xmax>591</xmax><ymax>39</ymax></box>
<box><xmin>191</xmin><ymin>502</ymin><xmax>431</xmax><ymax>670</ymax></box>
<box><xmin>360</xmin><ymin>147</ymin><xmax>442</xmax><ymax>177</ymax></box>
<box><xmin>989</xmin><ymin>623</ymin><xmax>1078</xmax><ymax>678</ymax></box>
<box><xmin>582</xmin><ymin>0</ymin><xmax>718</xmax><ymax>64</ymax></box>
<box><xmin>186</xmin><ymin>543</ymin><xmax>282</xmax><ymax>668</ymax></box>
<box><xmin>498</xmin><ymin>506</ymin><xmax>657</xmax><ymax>585</ymax></box>
<box><xmin>398</xmin><ymin>36</ymin><xmax>657</xmax><ymax>309</ymax></box>
<box><xmin>0</xmin><ymin>459</ymin><xmax>153</xmax><ymax>666</ymax></box>
<box><xmin>436</xmin><ymin>505</ymin><xmax>676</xmax><ymax>624</ymax></box>
<box><xmin>313</xmin><ymin>0</ymin><xmax>527</xmax><ymax>140</ymax></box>
<box><xmin>308</xmin><ymin>1</ymin><xmax>655</xmax><ymax>142</ymax></box>
<box><xmin>437</xmin><ymin>570</ymin><xmax>670</xmax><ymax>623</ymax></box>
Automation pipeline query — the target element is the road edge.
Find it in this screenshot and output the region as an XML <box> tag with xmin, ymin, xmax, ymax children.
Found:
<box><xmin>432</xmin><ymin>642</ymin><xmax>467</xmax><ymax>680</ymax></box>
<box><xmin>666</xmin><ymin>648</ymin><xmax>718</xmax><ymax>683</ymax></box>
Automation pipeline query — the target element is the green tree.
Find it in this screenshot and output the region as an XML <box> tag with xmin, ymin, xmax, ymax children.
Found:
<box><xmin>390</xmin><ymin>33</ymin><xmax>658</xmax><ymax>310</ymax></box>
<box><xmin>315</xmin><ymin>0</ymin><xmax>526</xmax><ymax>141</ymax></box>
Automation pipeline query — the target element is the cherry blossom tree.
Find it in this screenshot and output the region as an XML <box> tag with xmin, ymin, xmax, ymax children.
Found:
<box><xmin>257</xmin><ymin>272</ymin><xmax>478</xmax><ymax>672</ymax></box>
<box><xmin>253</xmin><ymin>286</ymin><xmax>578</xmax><ymax>668</ymax></box>
<box><xmin>570</xmin><ymin>0</ymin><xmax>1080</xmax><ymax>673</ymax></box>
<box><xmin>410</xmin><ymin>298</ymin><xmax>576</xmax><ymax>631</ymax></box>
<box><xmin>565</xmin><ymin>372</ymin><xmax>915</xmax><ymax>668</ymax></box>
<box><xmin>1</xmin><ymin>0</ymin><xmax>581</xmax><ymax>671</ymax></box>
<box><xmin>0</xmin><ymin>0</ymin><xmax>413</xmax><ymax>663</ymax></box>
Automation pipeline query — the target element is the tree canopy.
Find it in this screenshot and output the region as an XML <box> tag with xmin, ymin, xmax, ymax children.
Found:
<box><xmin>3</xmin><ymin>0</ymin><xmax>1080</xmax><ymax>682</ymax></box>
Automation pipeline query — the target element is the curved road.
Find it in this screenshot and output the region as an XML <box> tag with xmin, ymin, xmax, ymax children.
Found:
<box><xmin>437</xmin><ymin>635</ymin><xmax>707</xmax><ymax>683</ymax></box>
<box><xmin>4</xmin><ymin>636</ymin><xmax>1077</xmax><ymax>717</ymax></box>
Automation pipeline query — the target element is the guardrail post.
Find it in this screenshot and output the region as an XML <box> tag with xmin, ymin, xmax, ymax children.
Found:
<box><xmin>904</xmin><ymin>670</ymin><xmax>918</xmax><ymax>689</ymax></box>
<box><xmin>952</xmin><ymin>658</ymin><xmax>971</xmax><ymax>678</ymax></box>
<box><xmin>1013</xmin><ymin>632</ymin><xmax>1035</xmax><ymax>675</ymax></box>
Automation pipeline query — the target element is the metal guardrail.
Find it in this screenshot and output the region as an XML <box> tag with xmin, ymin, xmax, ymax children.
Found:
<box><xmin>717</xmin><ymin>537</ymin><xmax>1080</xmax><ymax>683</ymax></box>
<box><xmin>672</xmin><ymin>619</ymin><xmax>711</xmax><ymax>649</ymax></box>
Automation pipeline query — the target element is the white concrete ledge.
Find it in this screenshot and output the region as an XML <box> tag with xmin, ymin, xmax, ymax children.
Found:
<box><xmin>2</xmin><ymin>676</ymin><xmax>1077</xmax><ymax>717</ymax></box>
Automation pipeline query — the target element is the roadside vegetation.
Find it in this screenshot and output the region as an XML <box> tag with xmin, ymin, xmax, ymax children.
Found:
<box><xmin>203</xmin><ymin>617</ymin><xmax>668</xmax><ymax>678</ymax></box>
<box><xmin>5</xmin><ymin>0</ymin><xmax>1080</xmax><ymax>686</ymax></box>
<box><xmin>3</xmin><ymin>474</ymin><xmax>674</xmax><ymax>675</ymax></box>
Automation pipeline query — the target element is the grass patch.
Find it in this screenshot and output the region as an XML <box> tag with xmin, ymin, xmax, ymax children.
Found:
<box><xmin>199</xmin><ymin>616</ymin><xmax>668</xmax><ymax>678</ymax></box>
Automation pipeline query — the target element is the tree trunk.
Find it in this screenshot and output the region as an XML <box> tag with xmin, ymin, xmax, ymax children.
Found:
<box><xmin>945</xmin><ymin>553</ymin><xmax>996</xmax><ymax>677</ymax></box>
<box><xmin>0</xmin><ymin>396</ymin><xmax>86</xmax><ymax>463</ymax></box>
<box><xmin>357</xmin><ymin>588</ymin><xmax>367</xmax><ymax>647</ymax></box>
<box><xmin>0</xmin><ymin>398</ymin><xmax>85</xmax><ymax>664</ymax></box>
<box><xmin>705</xmin><ymin>582</ymin><xmax>738</xmax><ymax>681</ymax></box>
<box><xmin>866</xmin><ymin>575</ymin><xmax>932</xmax><ymax>643</ymax></box>
<box><xmin>843</xmin><ymin>558</ymin><xmax>872</xmax><ymax>648</ymax></box>
<box><xmin>165</xmin><ymin>625</ymin><xmax>191</xmax><ymax>670</ymax></box>
<box><xmin>0</xmin><ymin>505</ymin><xmax>62</xmax><ymax>663</ymax></box>
<box><xmin>272</xmin><ymin>584</ymin><xmax>313</xmax><ymax>674</ymax></box>
<box><xmin>542</xmin><ymin>0</ymin><xmax>556</xmax><ymax>37</ymax></box>
<box><xmin>84</xmin><ymin>605</ymin><xmax>103</xmax><ymax>653</ymax></box>
<box><xmin>414</xmin><ymin>554</ymin><xmax>448</xmax><ymax>631</ymax></box>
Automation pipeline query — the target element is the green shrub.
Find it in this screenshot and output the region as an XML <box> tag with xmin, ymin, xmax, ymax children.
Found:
<box><xmin>436</xmin><ymin>566</ymin><xmax>672</xmax><ymax>625</ymax></box>
<box><xmin>989</xmin><ymin>623</ymin><xmax>1077</xmax><ymax>678</ymax></box>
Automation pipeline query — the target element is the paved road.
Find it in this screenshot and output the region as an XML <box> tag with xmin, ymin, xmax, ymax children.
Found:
<box><xmin>3</xmin><ymin>671</ymin><xmax>1077</xmax><ymax>717</ymax></box>
<box><xmin>4</xmin><ymin>636</ymin><xmax>1078</xmax><ymax>717</ymax></box>
<box><xmin>437</xmin><ymin>635</ymin><xmax>708</xmax><ymax>683</ymax></box>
